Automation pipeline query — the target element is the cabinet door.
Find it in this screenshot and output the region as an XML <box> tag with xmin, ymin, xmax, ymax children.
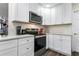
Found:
<box><xmin>0</xmin><ymin>40</ymin><xmax>17</xmax><ymax>56</ymax></box>
<box><xmin>53</xmin><ymin>35</ymin><xmax>62</xmax><ymax>51</ymax></box>
<box><xmin>0</xmin><ymin>40</ymin><xmax>17</xmax><ymax>51</ymax></box>
<box><xmin>46</xmin><ymin>35</ymin><xmax>49</xmax><ymax>49</ymax></box>
<box><xmin>18</xmin><ymin>37</ymin><xmax>34</xmax><ymax>45</ymax></box>
<box><xmin>55</xmin><ymin>5</ymin><xmax>63</xmax><ymax>24</ymax></box>
<box><xmin>73</xmin><ymin>35</ymin><xmax>79</xmax><ymax>52</ymax></box>
<box><xmin>8</xmin><ymin>3</ymin><xmax>16</xmax><ymax>20</ymax></box>
<box><xmin>29</xmin><ymin>3</ymin><xmax>41</xmax><ymax>15</ymax></box>
<box><xmin>72</xmin><ymin>11</ymin><xmax>79</xmax><ymax>33</ymax></box>
<box><xmin>18</xmin><ymin>37</ymin><xmax>34</xmax><ymax>56</ymax></box>
<box><xmin>16</xmin><ymin>3</ymin><xmax>29</xmax><ymax>22</ymax></box>
<box><xmin>0</xmin><ymin>47</ymin><xmax>17</xmax><ymax>56</ymax></box>
<box><xmin>18</xmin><ymin>43</ymin><xmax>34</xmax><ymax>56</ymax></box>
<box><xmin>41</xmin><ymin>8</ymin><xmax>51</xmax><ymax>25</ymax></box>
<box><xmin>40</xmin><ymin>7</ymin><xmax>45</xmax><ymax>25</ymax></box>
<box><xmin>50</xmin><ymin>8</ymin><xmax>56</xmax><ymax>25</ymax></box>
<box><xmin>62</xmin><ymin>4</ymin><xmax>72</xmax><ymax>23</ymax></box>
<box><xmin>62</xmin><ymin>36</ymin><xmax>71</xmax><ymax>55</ymax></box>
<box><xmin>48</xmin><ymin>35</ymin><xmax>54</xmax><ymax>49</ymax></box>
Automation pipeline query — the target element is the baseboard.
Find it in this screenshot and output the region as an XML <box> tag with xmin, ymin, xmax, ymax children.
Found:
<box><xmin>48</xmin><ymin>48</ymin><xmax>71</xmax><ymax>56</ymax></box>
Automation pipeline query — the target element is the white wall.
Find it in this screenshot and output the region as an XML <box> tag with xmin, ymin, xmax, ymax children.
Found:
<box><xmin>46</xmin><ymin>24</ymin><xmax>72</xmax><ymax>35</ymax></box>
<box><xmin>0</xmin><ymin>3</ymin><xmax>8</xmax><ymax>17</ymax></box>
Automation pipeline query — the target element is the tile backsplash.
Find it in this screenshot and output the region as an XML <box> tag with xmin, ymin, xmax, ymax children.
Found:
<box><xmin>8</xmin><ymin>22</ymin><xmax>45</xmax><ymax>36</ymax></box>
<box><xmin>14</xmin><ymin>23</ymin><xmax>45</xmax><ymax>29</ymax></box>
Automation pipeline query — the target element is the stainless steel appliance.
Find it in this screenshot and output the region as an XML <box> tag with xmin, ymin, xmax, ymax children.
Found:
<box><xmin>34</xmin><ymin>35</ymin><xmax>46</xmax><ymax>56</ymax></box>
<box><xmin>16</xmin><ymin>26</ymin><xmax>21</xmax><ymax>35</ymax></box>
<box><xmin>29</xmin><ymin>11</ymin><xmax>42</xmax><ymax>24</ymax></box>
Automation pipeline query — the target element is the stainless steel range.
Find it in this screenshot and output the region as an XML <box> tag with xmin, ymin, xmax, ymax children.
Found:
<box><xmin>34</xmin><ymin>35</ymin><xmax>46</xmax><ymax>56</ymax></box>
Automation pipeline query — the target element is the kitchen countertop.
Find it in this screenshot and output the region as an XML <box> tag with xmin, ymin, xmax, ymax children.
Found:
<box><xmin>46</xmin><ymin>33</ymin><xmax>72</xmax><ymax>36</ymax></box>
<box><xmin>35</xmin><ymin>35</ymin><xmax>46</xmax><ymax>38</ymax></box>
<box><xmin>0</xmin><ymin>34</ymin><xmax>34</xmax><ymax>42</ymax></box>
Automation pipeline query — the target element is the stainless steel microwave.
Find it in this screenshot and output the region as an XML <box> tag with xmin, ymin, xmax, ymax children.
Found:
<box><xmin>29</xmin><ymin>11</ymin><xmax>42</xmax><ymax>24</ymax></box>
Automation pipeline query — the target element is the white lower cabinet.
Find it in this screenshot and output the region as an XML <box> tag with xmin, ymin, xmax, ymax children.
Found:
<box><xmin>0</xmin><ymin>36</ymin><xmax>34</xmax><ymax>56</ymax></box>
<box><xmin>47</xmin><ymin>35</ymin><xmax>71</xmax><ymax>55</ymax></box>
<box><xmin>18</xmin><ymin>43</ymin><xmax>34</xmax><ymax>56</ymax></box>
<box><xmin>18</xmin><ymin>37</ymin><xmax>34</xmax><ymax>45</ymax></box>
<box><xmin>72</xmin><ymin>35</ymin><xmax>79</xmax><ymax>52</ymax></box>
<box><xmin>0</xmin><ymin>47</ymin><xmax>17</xmax><ymax>56</ymax></box>
<box><xmin>0</xmin><ymin>40</ymin><xmax>17</xmax><ymax>56</ymax></box>
<box><xmin>62</xmin><ymin>36</ymin><xmax>71</xmax><ymax>55</ymax></box>
<box><xmin>53</xmin><ymin>35</ymin><xmax>62</xmax><ymax>52</ymax></box>
<box><xmin>18</xmin><ymin>37</ymin><xmax>34</xmax><ymax>56</ymax></box>
<box><xmin>48</xmin><ymin>35</ymin><xmax>54</xmax><ymax>49</ymax></box>
<box><xmin>46</xmin><ymin>35</ymin><xmax>49</xmax><ymax>49</ymax></box>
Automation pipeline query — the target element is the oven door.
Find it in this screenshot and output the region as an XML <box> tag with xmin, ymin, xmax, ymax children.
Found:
<box><xmin>34</xmin><ymin>35</ymin><xmax>46</xmax><ymax>55</ymax></box>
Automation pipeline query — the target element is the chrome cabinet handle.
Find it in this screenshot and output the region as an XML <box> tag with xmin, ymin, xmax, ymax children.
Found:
<box><xmin>26</xmin><ymin>48</ymin><xmax>29</xmax><ymax>50</ymax></box>
<box><xmin>27</xmin><ymin>40</ymin><xmax>29</xmax><ymax>41</ymax></box>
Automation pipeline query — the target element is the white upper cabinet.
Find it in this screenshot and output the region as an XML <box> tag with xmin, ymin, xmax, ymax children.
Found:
<box><xmin>62</xmin><ymin>4</ymin><xmax>72</xmax><ymax>23</ymax></box>
<box><xmin>16</xmin><ymin>3</ymin><xmax>29</xmax><ymax>22</ymax></box>
<box><xmin>55</xmin><ymin>4</ymin><xmax>63</xmax><ymax>24</ymax></box>
<box><xmin>50</xmin><ymin>8</ymin><xmax>56</xmax><ymax>25</ymax></box>
<box><xmin>55</xmin><ymin>3</ymin><xmax>72</xmax><ymax>24</ymax></box>
<box><xmin>40</xmin><ymin>7</ymin><xmax>51</xmax><ymax>25</ymax></box>
<box><xmin>8</xmin><ymin>3</ymin><xmax>16</xmax><ymax>21</ymax></box>
<box><xmin>72</xmin><ymin>4</ymin><xmax>79</xmax><ymax>34</ymax></box>
<box><xmin>29</xmin><ymin>3</ymin><xmax>41</xmax><ymax>15</ymax></box>
<box><xmin>9</xmin><ymin>3</ymin><xmax>41</xmax><ymax>23</ymax></box>
<box><xmin>41</xmin><ymin>3</ymin><xmax>72</xmax><ymax>25</ymax></box>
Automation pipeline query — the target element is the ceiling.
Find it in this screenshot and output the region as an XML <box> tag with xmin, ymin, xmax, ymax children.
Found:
<box><xmin>39</xmin><ymin>3</ymin><xmax>60</xmax><ymax>8</ymax></box>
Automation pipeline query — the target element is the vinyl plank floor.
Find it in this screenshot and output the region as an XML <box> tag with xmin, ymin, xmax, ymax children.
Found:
<box><xmin>72</xmin><ymin>52</ymin><xmax>79</xmax><ymax>56</ymax></box>
<box><xmin>42</xmin><ymin>49</ymin><xmax>64</xmax><ymax>56</ymax></box>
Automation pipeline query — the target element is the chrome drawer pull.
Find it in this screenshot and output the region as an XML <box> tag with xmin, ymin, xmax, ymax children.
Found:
<box><xmin>27</xmin><ymin>48</ymin><xmax>29</xmax><ymax>49</ymax></box>
<box><xmin>27</xmin><ymin>40</ymin><xmax>29</xmax><ymax>41</ymax></box>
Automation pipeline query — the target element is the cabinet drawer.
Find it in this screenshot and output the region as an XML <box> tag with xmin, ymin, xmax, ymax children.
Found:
<box><xmin>18</xmin><ymin>37</ymin><xmax>34</xmax><ymax>45</ymax></box>
<box><xmin>62</xmin><ymin>36</ymin><xmax>71</xmax><ymax>40</ymax></box>
<box><xmin>18</xmin><ymin>43</ymin><xmax>34</xmax><ymax>56</ymax></box>
<box><xmin>0</xmin><ymin>40</ymin><xmax>17</xmax><ymax>51</ymax></box>
<box><xmin>0</xmin><ymin>47</ymin><xmax>17</xmax><ymax>56</ymax></box>
<box><xmin>22</xmin><ymin>51</ymin><xmax>34</xmax><ymax>56</ymax></box>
